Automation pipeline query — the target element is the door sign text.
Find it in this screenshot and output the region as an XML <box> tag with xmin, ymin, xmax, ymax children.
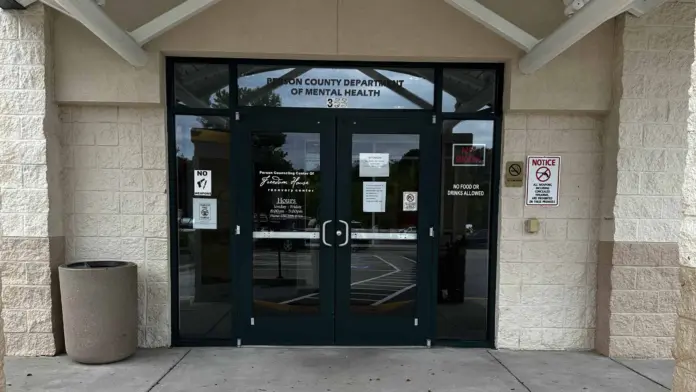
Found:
<box><xmin>192</xmin><ymin>198</ymin><xmax>217</xmax><ymax>230</ymax></box>
<box><xmin>525</xmin><ymin>156</ymin><xmax>561</xmax><ymax>206</ymax></box>
<box><xmin>259</xmin><ymin>171</ymin><xmax>314</xmax><ymax>193</ymax></box>
<box><xmin>403</xmin><ymin>191</ymin><xmax>418</xmax><ymax>211</ymax></box>
<box><xmin>447</xmin><ymin>183</ymin><xmax>485</xmax><ymax>197</ymax></box>
<box><xmin>269</xmin><ymin>197</ymin><xmax>304</xmax><ymax>220</ymax></box>
<box><xmin>359</xmin><ymin>153</ymin><xmax>390</xmax><ymax>177</ymax></box>
<box><xmin>194</xmin><ymin>170</ymin><xmax>212</xmax><ymax>196</ymax></box>
<box><xmin>363</xmin><ymin>182</ymin><xmax>387</xmax><ymax>213</ymax></box>
<box><xmin>452</xmin><ymin>144</ymin><xmax>486</xmax><ymax>167</ymax></box>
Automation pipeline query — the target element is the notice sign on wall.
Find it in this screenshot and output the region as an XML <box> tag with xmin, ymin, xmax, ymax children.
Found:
<box><xmin>525</xmin><ymin>156</ymin><xmax>560</xmax><ymax>206</ymax></box>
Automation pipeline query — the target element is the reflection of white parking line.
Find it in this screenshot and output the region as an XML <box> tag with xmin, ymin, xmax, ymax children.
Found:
<box><xmin>349</xmin><ymin>293</ymin><xmax>385</xmax><ymax>297</ymax></box>
<box><xmin>356</xmin><ymin>283</ymin><xmax>405</xmax><ymax>288</ymax></box>
<box><xmin>281</xmin><ymin>254</ymin><xmax>400</xmax><ymax>305</ymax></box>
<box><xmin>401</xmin><ymin>256</ymin><xmax>417</xmax><ymax>263</ymax></box>
<box><xmin>350</xmin><ymin>255</ymin><xmax>400</xmax><ymax>286</ymax></box>
<box><xmin>280</xmin><ymin>292</ymin><xmax>318</xmax><ymax>304</ymax></box>
<box><xmin>371</xmin><ymin>284</ymin><xmax>417</xmax><ymax>306</ymax></box>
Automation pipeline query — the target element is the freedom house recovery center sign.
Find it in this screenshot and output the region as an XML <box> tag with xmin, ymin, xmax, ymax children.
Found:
<box><xmin>525</xmin><ymin>156</ymin><xmax>560</xmax><ymax>206</ymax></box>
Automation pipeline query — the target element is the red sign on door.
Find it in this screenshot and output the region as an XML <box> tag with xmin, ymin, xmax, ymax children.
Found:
<box><xmin>452</xmin><ymin>144</ymin><xmax>486</xmax><ymax>167</ymax></box>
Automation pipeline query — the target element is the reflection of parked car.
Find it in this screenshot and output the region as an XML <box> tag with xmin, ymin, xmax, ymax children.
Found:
<box><xmin>351</xmin><ymin>221</ymin><xmax>370</xmax><ymax>251</ymax></box>
<box><xmin>254</xmin><ymin>216</ymin><xmax>317</xmax><ymax>252</ymax></box>
<box><xmin>464</xmin><ymin>229</ymin><xmax>488</xmax><ymax>249</ymax></box>
<box><xmin>438</xmin><ymin>231</ymin><xmax>465</xmax><ymax>303</ymax></box>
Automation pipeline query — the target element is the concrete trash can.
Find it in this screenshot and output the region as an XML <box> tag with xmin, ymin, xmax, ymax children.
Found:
<box><xmin>59</xmin><ymin>261</ymin><xmax>138</xmax><ymax>364</ymax></box>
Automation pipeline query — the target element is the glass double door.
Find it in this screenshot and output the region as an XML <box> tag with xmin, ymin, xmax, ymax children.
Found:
<box><xmin>236</xmin><ymin>114</ymin><xmax>437</xmax><ymax>345</ymax></box>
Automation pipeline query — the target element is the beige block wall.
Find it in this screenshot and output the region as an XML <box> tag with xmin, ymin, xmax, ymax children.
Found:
<box><xmin>51</xmin><ymin>0</ymin><xmax>614</xmax><ymax>112</ymax></box>
<box><xmin>60</xmin><ymin>106</ymin><xmax>170</xmax><ymax>348</ymax></box>
<box><xmin>497</xmin><ymin>113</ymin><xmax>602</xmax><ymax>350</ymax></box>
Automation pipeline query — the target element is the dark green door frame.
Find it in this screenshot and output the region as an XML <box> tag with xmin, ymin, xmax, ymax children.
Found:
<box><xmin>167</xmin><ymin>58</ymin><xmax>503</xmax><ymax>348</ymax></box>
<box><xmin>233</xmin><ymin>113</ymin><xmax>438</xmax><ymax>345</ymax></box>
<box><xmin>333</xmin><ymin>115</ymin><xmax>439</xmax><ymax>345</ymax></box>
<box><xmin>235</xmin><ymin>114</ymin><xmax>336</xmax><ymax>345</ymax></box>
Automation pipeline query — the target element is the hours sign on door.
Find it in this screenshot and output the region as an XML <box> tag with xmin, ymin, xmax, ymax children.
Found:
<box><xmin>525</xmin><ymin>156</ymin><xmax>560</xmax><ymax>206</ymax></box>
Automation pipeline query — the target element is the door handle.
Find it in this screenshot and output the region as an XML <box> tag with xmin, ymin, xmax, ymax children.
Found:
<box><xmin>321</xmin><ymin>220</ymin><xmax>332</xmax><ymax>247</ymax></box>
<box><xmin>338</xmin><ymin>220</ymin><xmax>349</xmax><ymax>247</ymax></box>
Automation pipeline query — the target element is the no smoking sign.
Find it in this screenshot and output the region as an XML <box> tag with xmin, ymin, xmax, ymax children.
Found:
<box><xmin>505</xmin><ymin>161</ymin><xmax>524</xmax><ymax>188</ymax></box>
<box><xmin>526</xmin><ymin>156</ymin><xmax>560</xmax><ymax>206</ymax></box>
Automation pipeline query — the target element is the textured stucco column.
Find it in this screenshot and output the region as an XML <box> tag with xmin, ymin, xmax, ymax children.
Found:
<box><xmin>0</xmin><ymin>277</ymin><xmax>6</xmax><ymax>392</ymax></box>
<box><xmin>595</xmin><ymin>1</ymin><xmax>693</xmax><ymax>358</ymax></box>
<box><xmin>0</xmin><ymin>4</ymin><xmax>64</xmax><ymax>356</ymax></box>
<box><xmin>673</xmin><ymin>4</ymin><xmax>696</xmax><ymax>389</ymax></box>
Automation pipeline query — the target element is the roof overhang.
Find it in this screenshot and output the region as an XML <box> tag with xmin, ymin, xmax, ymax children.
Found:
<box><xmin>6</xmin><ymin>0</ymin><xmax>668</xmax><ymax>74</ymax></box>
<box><xmin>12</xmin><ymin>0</ymin><xmax>220</xmax><ymax>68</ymax></box>
<box><xmin>0</xmin><ymin>0</ymin><xmax>30</xmax><ymax>9</ymax></box>
<box><xmin>445</xmin><ymin>0</ymin><xmax>667</xmax><ymax>74</ymax></box>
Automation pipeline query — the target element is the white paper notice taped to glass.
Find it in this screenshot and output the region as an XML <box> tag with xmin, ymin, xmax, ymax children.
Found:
<box><xmin>193</xmin><ymin>198</ymin><xmax>217</xmax><ymax>229</ymax></box>
<box><xmin>403</xmin><ymin>191</ymin><xmax>418</xmax><ymax>211</ymax></box>
<box><xmin>359</xmin><ymin>153</ymin><xmax>390</xmax><ymax>177</ymax></box>
<box><xmin>363</xmin><ymin>182</ymin><xmax>386</xmax><ymax>212</ymax></box>
<box><xmin>194</xmin><ymin>170</ymin><xmax>212</xmax><ymax>196</ymax></box>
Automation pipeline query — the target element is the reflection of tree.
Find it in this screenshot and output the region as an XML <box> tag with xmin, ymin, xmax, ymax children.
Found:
<box><xmin>254</xmin><ymin>134</ymin><xmax>292</xmax><ymax>172</ymax></box>
<box><xmin>240</xmin><ymin>86</ymin><xmax>282</xmax><ymax>107</ymax></box>
<box><xmin>199</xmin><ymin>87</ymin><xmax>283</xmax><ymax>129</ymax></box>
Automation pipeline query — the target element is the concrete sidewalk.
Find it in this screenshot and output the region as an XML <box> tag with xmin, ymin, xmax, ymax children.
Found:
<box><xmin>5</xmin><ymin>348</ymin><xmax>674</xmax><ymax>392</ymax></box>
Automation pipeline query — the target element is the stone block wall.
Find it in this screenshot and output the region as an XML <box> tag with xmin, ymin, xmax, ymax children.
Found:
<box><xmin>60</xmin><ymin>106</ymin><xmax>170</xmax><ymax>348</ymax></box>
<box><xmin>596</xmin><ymin>242</ymin><xmax>680</xmax><ymax>357</ymax></box>
<box><xmin>497</xmin><ymin>113</ymin><xmax>602</xmax><ymax>350</ymax></box>
<box><xmin>0</xmin><ymin>5</ymin><xmax>64</xmax><ymax>356</ymax></box>
<box><xmin>596</xmin><ymin>0</ymin><xmax>693</xmax><ymax>358</ymax></box>
<box><xmin>674</xmin><ymin>1</ymin><xmax>696</xmax><ymax>389</ymax></box>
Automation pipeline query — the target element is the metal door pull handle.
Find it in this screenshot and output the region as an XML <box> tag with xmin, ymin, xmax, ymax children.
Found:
<box><xmin>338</xmin><ymin>220</ymin><xmax>349</xmax><ymax>247</ymax></box>
<box><xmin>322</xmin><ymin>220</ymin><xmax>332</xmax><ymax>247</ymax></box>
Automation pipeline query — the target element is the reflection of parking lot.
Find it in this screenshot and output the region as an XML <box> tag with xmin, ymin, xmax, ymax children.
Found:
<box><xmin>462</xmin><ymin>249</ymin><xmax>488</xmax><ymax>298</ymax></box>
<box><xmin>256</xmin><ymin>248</ymin><xmax>418</xmax><ymax>307</ymax></box>
<box><xmin>348</xmin><ymin>252</ymin><xmax>416</xmax><ymax>306</ymax></box>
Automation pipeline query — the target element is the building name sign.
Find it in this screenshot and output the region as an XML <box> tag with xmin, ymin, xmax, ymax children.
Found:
<box><xmin>267</xmin><ymin>77</ymin><xmax>405</xmax><ymax>98</ymax></box>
